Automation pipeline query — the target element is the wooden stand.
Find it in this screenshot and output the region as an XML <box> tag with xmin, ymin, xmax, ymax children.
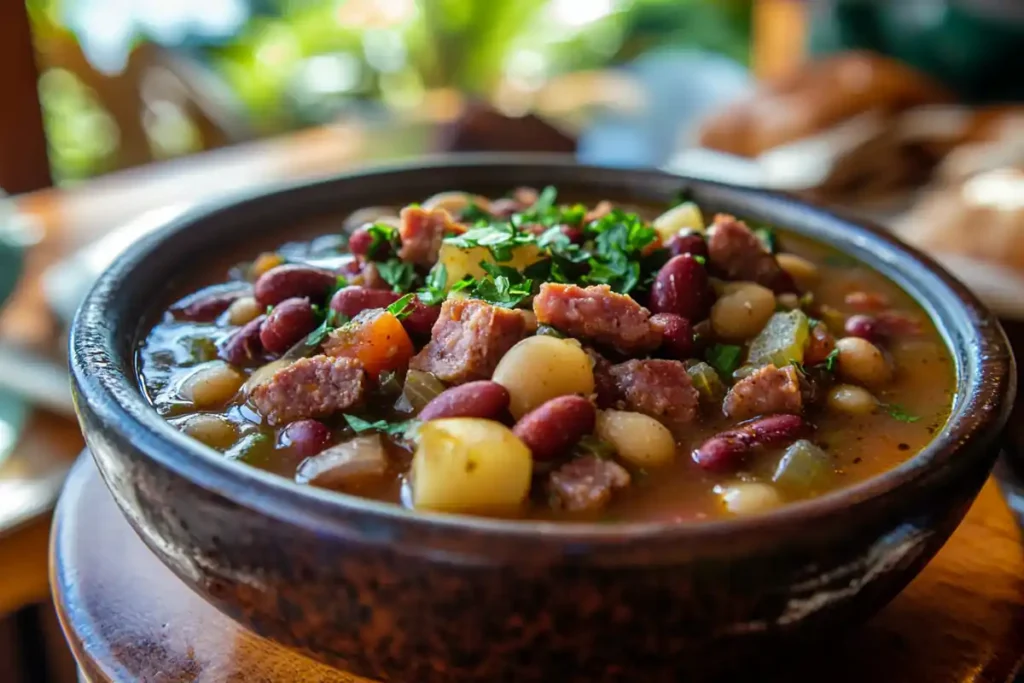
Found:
<box><xmin>52</xmin><ymin>455</ymin><xmax>1024</xmax><ymax>682</ymax></box>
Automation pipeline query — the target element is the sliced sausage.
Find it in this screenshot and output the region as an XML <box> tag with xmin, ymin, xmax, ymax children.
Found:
<box><xmin>548</xmin><ymin>456</ymin><xmax>630</xmax><ymax>512</ymax></box>
<box><xmin>532</xmin><ymin>283</ymin><xmax>660</xmax><ymax>354</ymax></box>
<box><xmin>608</xmin><ymin>359</ymin><xmax>700</xmax><ymax>432</ymax></box>
<box><xmin>250</xmin><ymin>355</ymin><xmax>365</xmax><ymax>426</ymax></box>
<box><xmin>409</xmin><ymin>299</ymin><xmax>527</xmax><ymax>384</ymax></box>
<box><xmin>707</xmin><ymin>214</ymin><xmax>794</xmax><ymax>293</ymax></box>
<box><xmin>723</xmin><ymin>364</ymin><xmax>803</xmax><ymax>420</ymax></box>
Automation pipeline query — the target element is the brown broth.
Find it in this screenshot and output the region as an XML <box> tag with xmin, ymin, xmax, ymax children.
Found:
<box><xmin>136</xmin><ymin>203</ymin><xmax>954</xmax><ymax>523</ymax></box>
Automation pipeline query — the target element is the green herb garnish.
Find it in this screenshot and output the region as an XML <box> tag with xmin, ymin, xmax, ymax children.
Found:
<box><xmin>573</xmin><ymin>435</ymin><xmax>616</xmax><ymax>460</ymax></box>
<box><xmin>753</xmin><ymin>226</ymin><xmax>777</xmax><ymax>253</ymax></box>
<box><xmin>386</xmin><ymin>293</ymin><xmax>416</xmax><ymax>319</ymax></box>
<box><xmin>706</xmin><ymin>344</ymin><xmax>743</xmax><ymax>378</ymax></box>
<box><xmin>303</xmin><ymin>309</ymin><xmax>348</xmax><ymax>348</ymax></box>
<box><xmin>415</xmin><ymin>264</ymin><xmax>448</xmax><ymax>306</ymax></box>
<box><xmin>376</xmin><ymin>259</ymin><xmax>418</xmax><ymax>293</ymax></box>
<box><xmin>883</xmin><ymin>404</ymin><xmax>921</xmax><ymax>423</ymax></box>
<box><xmin>823</xmin><ymin>348</ymin><xmax>840</xmax><ymax>372</ymax></box>
<box><xmin>366</xmin><ymin>223</ymin><xmax>400</xmax><ymax>257</ymax></box>
<box><xmin>343</xmin><ymin>414</ymin><xmax>420</xmax><ymax>437</ymax></box>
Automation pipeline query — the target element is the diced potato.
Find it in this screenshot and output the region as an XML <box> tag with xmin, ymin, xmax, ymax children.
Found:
<box><xmin>686</xmin><ymin>362</ymin><xmax>726</xmax><ymax>402</ymax></box>
<box><xmin>772</xmin><ymin>440</ymin><xmax>833</xmax><ymax>493</ymax></box>
<box><xmin>492</xmin><ymin>336</ymin><xmax>595</xmax><ymax>418</ymax></box>
<box><xmin>595</xmin><ymin>410</ymin><xmax>676</xmax><ymax>468</ymax></box>
<box><xmin>411</xmin><ymin>419</ymin><xmax>532</xmax><ymax>514</ymax></box>
<box><xmin>747</xmin><ymin>310</ymin><xmax>810</xmax><ymax>367</ymax></box>
<box><xmin>243</xmin><ymin>359</ymin><xmax>292</xmax><ymax>397</ymax></box>
<box><xmin>652</xmin><ymin>202</ymin><xmax>704</xmax><ymax>242</ymax></box>
<box><xmin>177</xmin><ymin>361</ymin><xmax>244</xmax><ymax>408</ymax></box>
<box><xmin>719</xmin><ymin>482</ymin><xmax>783</xmax><ymax>516</ymax></box>
<box><xmin>438</xmin><ymin>242</ymin><xmax>546</xmax><ymax>288</ymax></box>
<box><xmin>325</xmin><ymin>311</ymin><xmax>414</xmax><ymax>379</ymax></box>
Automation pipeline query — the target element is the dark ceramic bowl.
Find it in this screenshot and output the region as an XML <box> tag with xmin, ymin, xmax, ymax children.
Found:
<box><xmin>70</xmin><ymin>156</ymin><xmax>1015</xmax><ymax>682</ymax></box>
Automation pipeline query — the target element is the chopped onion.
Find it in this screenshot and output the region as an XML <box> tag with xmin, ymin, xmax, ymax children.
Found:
<box><xmin>296</xmin><ymin>434</ymin><xmax>388</xmax><ymax>489</ymax></box>
<box><xmin>395</xmin><ymin>369</ymin><xmax>446</xmax><ymax>414</ymax></box>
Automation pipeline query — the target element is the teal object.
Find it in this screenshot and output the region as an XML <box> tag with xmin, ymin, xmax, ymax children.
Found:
<box><xmin>810</xmin><ymin>1</ymin><xmax>1024</xmax><ymax>103</ymax></box>
<box><xmin>0</xmin><ymin>193</ymin><xmax>32</xmax><ymax>468</ymax></box>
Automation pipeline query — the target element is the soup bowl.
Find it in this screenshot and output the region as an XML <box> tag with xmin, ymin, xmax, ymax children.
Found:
<box><xmin>69</xmin><ymin>157</ymin><xmax>1014</xmax><ymax>682</ymax></box>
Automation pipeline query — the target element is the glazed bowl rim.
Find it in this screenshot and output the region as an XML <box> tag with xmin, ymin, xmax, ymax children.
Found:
<box><xmin>70</xmin><ymin>154</ymin><xmax>1015</xmax><ymax>543</ymax></box>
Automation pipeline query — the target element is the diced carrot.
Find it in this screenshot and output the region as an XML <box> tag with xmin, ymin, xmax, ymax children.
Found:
<box><xmin>324</xmin><ymin>310</ymin><xmax>415</xmax><ymax>379</ymax></box>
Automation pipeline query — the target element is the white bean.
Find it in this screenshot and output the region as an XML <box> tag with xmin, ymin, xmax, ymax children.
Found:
<box><xmin>835</xmin><ymin>337</ymin><xmax>891</xmax><ymax>388</ymax></box>
<box><xmin>492</xmin><ymin>336</ymin><xmax>595</xmax><ymax>418</ymax></box>
<box><xmin>719</xmin><ymin>482</ymin><xmax>783</xmax><ymax>516</ymax></box>
<box><xmin>827</xmin><ymin>384</ymin><xmax>877</xmax><ymax>415</ymax></box>
<box><xmin>776</xmin><ymin>253</ymin><xmax>820</xmax><ymax>289</ymax></box>
<box><xmin>710</xmin><ymin>282</ymin><xmax>776</xmax><ymax>340</ymax></box>
<box><xmin>595</xmin><ymin>410</ymin><xmax>676</xmax><ymax>468</ymax></box>
<box><xmin>178</xmin><ymin>361</ymin><xmax>244</xmax><ymax>408</ymax></box>
<box><xmin>227</xmin><ymin>296</ymin><xmax>261</xmax><ymax>326</ymax></box>
<box><xmin>175</xmin><ymin>414</ymin><xmax>238</xmax><ymax>449</ymax></box>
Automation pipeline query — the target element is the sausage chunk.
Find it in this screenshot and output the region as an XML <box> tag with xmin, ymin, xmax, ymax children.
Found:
<box><xmin>533</xmin><ymin>283</ymin><xmax>660</xmax><ymax>354</ymax></box>
<box><xmin>409</xmin><ymin>299</ymin><xmax>527</xmax><ymax>384</ymax></box>
<box><xmin>707</xmin><ymin>214</ymin><xmax>794</xmax><ymax>293</ymax></box>
<box><xmin>585</xmin><ymin>347</ymin><xmax>618</xmax><ymax>409</ymax></box>
<box><xmin>397</xmin><ymin>206</ymin><xmax>462</xmax><ymax>267</ymax></box>
<box><xmin>250</xmin><ymin>356</ymin><xmax>365</xmax><ymax>426</ymax></box>
<box><xmin>549</xmin><ymin>456</ymin><xmax>631</xmax><ymax>512</ymax></box>
<box><xmin>608</xmin><ymin>359</ymin><xmax>699</xmax><ymax>431</ymax></box>
<box><xmin>723</xmin><ymin>364</ymin><xmax>803</xmax><ymax>420</ymax></box>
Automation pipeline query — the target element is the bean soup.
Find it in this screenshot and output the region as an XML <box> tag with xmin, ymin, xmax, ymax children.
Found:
<box><xmin>137</xmin><ymin>188</ymin><xmax>954</xmax><ymax>521</ymax></box>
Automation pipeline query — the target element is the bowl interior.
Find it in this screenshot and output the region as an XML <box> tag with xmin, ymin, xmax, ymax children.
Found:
<box><xmin>70</xmin><ymin>155</ymin><xmax>1014</xmax><ymax>541</ymax></box>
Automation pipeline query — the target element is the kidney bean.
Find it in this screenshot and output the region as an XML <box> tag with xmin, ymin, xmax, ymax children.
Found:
<box><xmin>845</xmin><ymin>290</ymin><xmax>888</xmax><ymax>311</ymax></box>
<box><xmin>172</xmin><ymin>286</ymin><xmax>248</xmax><ymax>322</ymax></box>
<box><xmin>650</xmin><ymin>313</ymin><xmax>694</xmax><ymax>359</ymax></box>
<box><xmin>488</xmin><ymin>198</ymin><xmax>520</xmax><ymax>218</ymax></box>
<box><xmin>418</xmin><ymin>381</ymin><xmax>510</xmax><ymax>421</ymax></box>
<box><xmin>667</xmin><ymin>231</ymin><xmax>708</xmax><ymax>260</ymax></box>
<box><xmin>513</xmin><ymin>396</ymin><xmax>596</xmax><ymax>461</ymax></box>
<box><xmin>330</xmin><ymin>286</ymin><xmax>401</xmax><ymax>319</ymax></box>
<box><xmin>347</xmin><ymin>227</ymin><xmax>374</xmax><ymax>258</ymax></box>
<box><xmin>402</xmin><ymin>300</ymin><xmax>441</xmax><ymax>337</ymax></box>
<box><xmin>650</xmin><ymin>254</ymin><xmax>713</xmax><ymax>321</ymax></box>
<box><xmin>281</xmin><ymin>419</ymin><xmax>332</xmax><ymax>457</ymax></box>
<box><xmin>844</xmin><ymin>314</ymin><xmax>879</xmax><ymax>342</ymax></box>
<box><xmin>254</xmin><ymin>265</ymin><xmax>336</xmax><ymax>307</ymax></box>
<box><xmin>692</xmin><ymin>414</ymin><xmax>806</xmax><ymax>471</ymax></box>
<box><xmin>260</xmin><ymin>298</ymin><xmax>317</xmax><ymax>354</ymax></box>
<box><xmin>218</xmin><ymin>314</ymin><xmax>266</xmax><ymax>365</ymax></box>
<box><xmin>876</xmin><ymin>311</ymin><xmax>922</xmax><ymax>337</ymax></box>
<box><xmin>804</xmin><ymin>322</ymin><xmax>836</xmax><ymax>366</ymax></box>
<box><xmin>560</xmin><ymin>225</ymin><xmax>585</xmax><ymax>244</ymax></box>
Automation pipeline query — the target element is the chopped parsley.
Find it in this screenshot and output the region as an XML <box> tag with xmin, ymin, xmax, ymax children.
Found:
<box><xmin>376</xmin><ymin>259</ymin><xmax>418</xmax><ymax>293</ymax></box>
<box><xmin>386</xmin><ymin>293</ymin><xmax>416</xmax><ymax>319</ymax></box>
<box><xmin>366</xmin><ymin>222</ymin><xmax>400</xmax><ymax>257</ymax></box>
<box><xmin>466</xmin><ymin>262</ymin><xmax>533</xmax><ymax>308</ymax></box>
<box><xmin>882</xmin><ymin>404</ymin><xmax>921</xmax><ymax>423</ymax></box>
<box><xmin>343</xmin><ymin>414</ymin><xmax>419</xmax><ymax>437</ymax></box>
<box><xmin>416</xmin><ymin>264</ymin><xmax>448</xmax><ymax>306</ymax></box>
<box><xmin>445</xmin><ymin>223</ymin><xmax>535</xmax><ymax>262</ymax></box>
<box><xmin>823</xmin><ymin>348</ymin><xmax>840</xmax><ymax>372</ymax></box>
<box><xmin>753</xmin><ymin>226</ymin><xmax>777</xmax><ymax>253</ymax></box>
<box><xmin>460</xmin><ymin>202</ymin><xmax>492</xmax><ymax>224</ymax></box>
<box><xmin>706</xmin><ymin>344</ymin><xmax>743</xmax><ymax>378</ymax></box>
<box><xmin>302</xmin><ymin>309</ymin><xmax>348</xmax><ymax>348</ymax></box>
<box><xmin>573</xmin><ymin>435</ymin><xmax>616</xmax><ymax>460</ymax></box>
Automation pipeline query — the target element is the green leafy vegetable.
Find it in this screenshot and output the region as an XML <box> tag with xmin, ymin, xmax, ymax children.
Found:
<box><xmin>386</xmin><ymin>293</ymin><xmax>416</xmax><ymax>319</ymax></box>
<box><xmin>376</xmin><ymin>259</ymin><xmax>418</xmax><ymax>293</ymax></box>
<box><xmin>573</xmin><ymin>435</ymin><xmax>616</xmax><ymax>460</ymax></box>
<box><xmin>303</xmin><ymin>309</ymin><xmax>348</xmax><ymax>348</ymax></box>
<box><xmin>460</xmin><ymin>202</ymin><xmax>492</xmax><ymax>224</ymax></box>
<box><xmin>693</xmin><ymin>254</ymin><xmax>707</xmax><ymax>265</ymax></box>
<box><xmin>823</xmin><ymin>348</ymin><xmax>840</xmax><ymax>372</ymax></box>
<box><xmin>415</xmin><ymin>264</ymin><xmax>448</xmax><ymax>306</ymax></box>
<box><xmin>883</xmin><ymin>404</ymin><xmax>921</xmax><ymax>423</ymax></box>
<box><xmin>753</xmin><ymin>226</ymin><xmax>777</xmax><ymax>253</ymax></box>
<box><xmin>471</xmin><ymin>262</ymin><xmax>533</xmax><ymax>308</ymax></box>
<box><xmin>706</xmin><ymin>344</ymin><xmax>743</xmax><ymax>378</ymax></box>
<box><xmin>366</xmin><ymin>223</ymin><xmax>400</xmax><ymax>256</ymax></box>
<box><xmin>444</xmin><ymin>223</ymin><xmax>534</xmax><ymax>262</ymax></box>
<box><xmin>343</xmin><ymin>414</ymin><xmax>420</xmax><ymax>437</ymax></box>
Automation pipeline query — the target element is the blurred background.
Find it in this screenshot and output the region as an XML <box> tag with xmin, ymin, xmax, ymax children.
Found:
<box><xmin>5</xmin><ymin>0</ymin><xmax>1024</xmax><ymax>680</ymax></box>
